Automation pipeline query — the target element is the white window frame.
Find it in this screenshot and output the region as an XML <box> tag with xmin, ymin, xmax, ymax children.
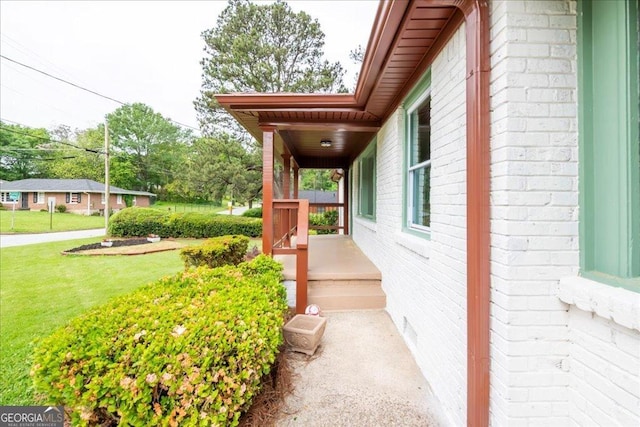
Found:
<box><xmin>101</xmin><ymin>193</ymin><xmax>105</xmax><ymax>204</ymax></box>
<box><xmin>69</xmin><ymin>192</ymin><xmax>80</xmax><ymax>204</ymax></box>
<box><xmin>116</xmin><ymin>194</ymin><xmax>123</xmax><ymax>205</ymax></box>
<box><xmin>0</xmin><ymin>193</ymin><xmax>10</xmax><ymax>203</ymax></box>
<box><xmin>406</xmin><ymin>89</ymin><xmax>432</xmax><ymax>233</ymax></box>
<box><xmin>36</xmin><ymin>192</ymin><xmax>44</xmax><ymax>204</ymax></box>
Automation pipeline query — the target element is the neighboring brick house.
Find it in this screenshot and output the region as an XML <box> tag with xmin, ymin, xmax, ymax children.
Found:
<box><xmin>0</xmin><ymin>179</ymin><xmax>154</xmax><ymax>214</ymax></box>
<box><xmin>217</xmin><ymin>1</ymin><xmax>639</xmax><ymax>425</ymax></box>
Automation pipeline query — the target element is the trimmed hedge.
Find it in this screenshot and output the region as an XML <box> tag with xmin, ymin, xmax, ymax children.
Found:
<box><xmin>180</xmin><ymin>235</ymin><xmax>249</xmax><ymax>269</ymax></box>
<box><xmin>108</xmin><ymin>207</ymin><xmax>262</xmax><ymax>238</ymax></box>
<box><xmin>31</xmin><ymin>255</ymin><xmax>287</xmax><ymax>427</ymax></box>
<box><xmin>241</xmin><ymin>207</ymin><xmax>262</xmax><ymax>218</ymax></box>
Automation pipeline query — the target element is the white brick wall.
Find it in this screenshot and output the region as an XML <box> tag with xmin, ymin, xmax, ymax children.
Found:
<box><xmin>568</xmin><ymin>306</ymin><xmax>640</xmax><ymax>426</ymax></box>
<box><xmin>560</xmin><ymin>276</ymin><xmax>640</xmax><ymax>426</ymax></box>
<box><xmin>490</xmin><ymin>1</ymin><xmax>640</xmax><ymax>426</ymax></box>
<box><xmin>351</xmin><ymin>1</ymin><xmax>640</xmax><ymax>425</ymax></box>
<box><xmin>352</xmin><ymin>24</ymin><xmax>468</xmax><ymax>426</ymax></box>
<box><xmin>489</xmin><ymin>0</ymin><xmax>578</xmax><ymax>424</ymax></box>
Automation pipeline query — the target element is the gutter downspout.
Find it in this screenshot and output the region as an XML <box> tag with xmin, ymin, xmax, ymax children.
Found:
<box><xmin>454</xmin><ymin>0</ymin><xmax>492</xmax><ymax>425</ymax></box>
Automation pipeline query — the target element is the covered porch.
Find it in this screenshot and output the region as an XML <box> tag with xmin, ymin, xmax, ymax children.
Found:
<box><xmin>217</xmin><ymin>94</ymin><xmax>384</xmax><ymax>313</ymax></box>
<box><xmin>214</xmin><ymin>1</ymin><xmax>471</xmax><ymax>314</ymax></box>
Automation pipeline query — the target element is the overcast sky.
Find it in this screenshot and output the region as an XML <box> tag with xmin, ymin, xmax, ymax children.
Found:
<box><xmin>0</xmin><ymin>1</ymin><xmax>378</xmax><ymax>134</ymax></box>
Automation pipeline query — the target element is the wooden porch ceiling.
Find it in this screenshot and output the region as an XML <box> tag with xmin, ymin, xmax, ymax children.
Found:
<box><xmin>215</xmin><ymin>0</ymin><xmax>463</xmax><ymax>169</ymax></box>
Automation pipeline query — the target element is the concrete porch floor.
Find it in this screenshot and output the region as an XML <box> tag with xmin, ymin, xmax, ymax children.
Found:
<box><xmin>274</xmin><ymin>235</ymin><xmax>385</xmax><ymax>310</ymax></box>
<box><xmin>276</xmin><ymin>235</ymin><xmax>381</xmax><ymax>281</ymax></box>
<box><xmin>276</xmin><ymin>311</ymin><xmax>443</xmax><ymax>426</ymax></box>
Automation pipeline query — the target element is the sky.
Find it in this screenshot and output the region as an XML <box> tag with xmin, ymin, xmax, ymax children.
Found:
<box><xmin>0</xmin><ymin>0</ymin><xmax>378</xmax><ymax>135</ymax></box>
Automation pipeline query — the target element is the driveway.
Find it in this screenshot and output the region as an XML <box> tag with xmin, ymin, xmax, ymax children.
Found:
<box><xmin>0</xmin><ymin>228</ymin><xmax>106</xmax><ymax>248</ymax></box>
<box><xmin>219</xmin><ymin>206</ymin><xmax>249</xmax><ymax>215</ymax></box>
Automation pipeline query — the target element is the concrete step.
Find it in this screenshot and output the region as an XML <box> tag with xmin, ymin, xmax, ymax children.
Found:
<box><xmin>308</xmin><ymin>279</ymin><xmax>386</xmax><ymax>311</ymax></box>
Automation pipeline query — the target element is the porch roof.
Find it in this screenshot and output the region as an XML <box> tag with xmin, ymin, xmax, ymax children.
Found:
<box><xmin>215</xmin><ymin>1</ymin><xmax>463</xmax><ymax>169</ymax></box>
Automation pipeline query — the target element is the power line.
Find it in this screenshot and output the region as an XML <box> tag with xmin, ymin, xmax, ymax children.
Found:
<box><xmin>1</xmin><ymin>31</ymin><xmax>88</xmax><ymax>84</ymax></box>
<box><xmin>1</xmin><ymin>54</ymin><xmax>125</xmax><ymax>104</ymax></box>
<box><xmin>0</xmin><ymin>54</ymin><xmax>201</xmax><ymax>132</ymax></box>
<box><xmin>3</xmin><ymin>147</ymin><xmax>80</xmax><ymax>151</ymax></box>
<box><xmin>0</xmin><ymin>121</ymin><xmax>104</xmax><ymax>154</ymax></box>
<box><xmin>6</xmin><ymin>155</ymin><xmax>78</xmax><ymax>161</ymax></box>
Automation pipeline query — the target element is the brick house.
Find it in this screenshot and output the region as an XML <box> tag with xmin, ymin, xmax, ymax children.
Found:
<box><xmin>217</xmin><ymin>1</ymin><xmax>639</xmax><ymax>425</ymax></box>
<box><xmin>0</xmin><ymin>179</ymin><xmax>154</xmax><ymax>214</ymax></box>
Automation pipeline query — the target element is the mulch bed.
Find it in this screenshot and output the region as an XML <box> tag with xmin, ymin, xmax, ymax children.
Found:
<box><xmin>64</xmin><ymin>238</ymin><xmax>149</xmax><ymax>253</ymax></box>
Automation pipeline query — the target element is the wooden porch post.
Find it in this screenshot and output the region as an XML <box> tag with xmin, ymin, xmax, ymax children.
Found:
<box><xmin>293</xmin><ymin>164</ymin><xmax>299</xmax><ymax>199</ymax></box>
<box><xmin>261</xmin><ymin>126</ymin><xmax>276</xmax><ymax>255</ymax></box>
<box><xmin>282</xmin><ymin>154</ymin><xmax>291</xmax><ymax>199</ymax></box>
<box><xmin>343</xmin><ymin>167</ymin><xmax>349</xmax><ymax>235</ymax></box>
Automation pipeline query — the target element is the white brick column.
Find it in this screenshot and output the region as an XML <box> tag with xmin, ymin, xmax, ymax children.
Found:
<box><xmin>489</xmin><ymin>0</ymin><xmax>578</xmax><ymax>424</ymax></box>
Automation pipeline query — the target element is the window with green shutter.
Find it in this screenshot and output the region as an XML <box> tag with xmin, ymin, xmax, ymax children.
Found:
<box><xmin>357</xmin><ymin>139</ymin><xmax>376</xmax><ymax>220</ymax></box>
<box><xmin>578</xmin><ymin>0</ymin><xmax>640</xmax><ymax>289</ymax></box>
<box><xmin>402</xmin><ymin>69</ymin><xmax>432</xmax><ymax>237</ymax></box>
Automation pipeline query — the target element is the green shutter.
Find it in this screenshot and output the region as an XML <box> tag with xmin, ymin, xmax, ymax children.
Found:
<box><xmin>579</xmin><ymin>0</ymin><xmax>640</xmax><ymax>288</ymax></box>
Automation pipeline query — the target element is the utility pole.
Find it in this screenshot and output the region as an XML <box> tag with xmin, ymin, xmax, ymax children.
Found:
<box><xmin>104</xmin><ymin>120</ymin><xmax>110</xmax><ymax>231</ymax></box>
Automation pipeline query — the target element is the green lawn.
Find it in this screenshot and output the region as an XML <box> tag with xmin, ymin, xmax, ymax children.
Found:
<box><xmin>0</xmin><ymin>238</ymin><xmax>188</xmax><ymax>405</ymax></box>
<box><xmin>0</xmin><ymin>210</ymin><xmax>105</xmax><ymax>234</ymax></box>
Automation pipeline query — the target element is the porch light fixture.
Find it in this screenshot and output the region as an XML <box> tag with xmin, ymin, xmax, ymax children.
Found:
<box><xmin>320</xmin><ymin>139</ymin><xmax>332</xmax><ymax>147</ymax></box>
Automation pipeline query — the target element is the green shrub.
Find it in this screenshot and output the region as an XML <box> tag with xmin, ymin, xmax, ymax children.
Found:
<box><xmin>108</xmin><ymin>207</ymin><xmax>262</xmax><ymax>239</ymax></box>
<box><xmin>241</xmin><ymin>207</ymin><xmax>262</xmax><ymax>218</ymax></box>
<box><xmin>107</xmin><ymin>207</ymin><xmax>168</xmax><ymax>236</ymax></box>
<box><xmin>31</xmin><ymin>255</ymin><xmax>287</xmax><ymax>427</ymax></box>
<box><xmin>309</xmin><ymin>210</ymin><xmax>339</xmax><ymax>234</ymax></box>
<box><xmin>180</xmin><ymin>235</ymin><xmax>249</xmax><ymax>269</ymax></box>
<box><xmin>55</xmin><ymin>204</ymin><xmax>67</xmax><ymax>213</ymax></box>
<box><xmin>167</xmin><ymin>212</ymin><xmax>261</xmax><ymax>238</ymax></box>
<box><xmin>323</xmin><ymin>210</ymin><xmax>338</xmax><ymax>227</ymax></box>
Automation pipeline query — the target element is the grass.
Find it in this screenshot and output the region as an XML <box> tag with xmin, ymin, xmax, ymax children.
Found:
<box><xmin>0</xmin><ymin>210</ymin><xmax>105</xmax><ymax>234</ymax></box>
<box><xmin>0</xmin><ymin>238</ymin><xmax>190</xmax><ymax>405</ymax></box>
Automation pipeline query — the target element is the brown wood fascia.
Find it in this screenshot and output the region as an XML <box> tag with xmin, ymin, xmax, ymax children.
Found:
<box><xmin>377</xmin><ymin>9</ymin><xmax>465</xmax><ymax>122</ymax></box>
<box><xmin>353</xmin><ymin>0</ymin><xmax>411</xmax><ymax>106</ymax></box>
<box><xmin>215</xmin><ymin>93</ymin><xmax>358</xmax><ymax>110</ymax></box>
<box><xmin>258</xmin><ymin>118</ymin><xmax>381</xmax><ymax>132</ymax></box>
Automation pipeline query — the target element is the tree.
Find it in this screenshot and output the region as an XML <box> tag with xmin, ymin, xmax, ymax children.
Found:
<box><xmin>173</xmin><ymin>134</ymin><xmax>262</xmax><ymax>206</ymax></box>
<box><xmin>106</xmin><ymin>103</ymin><xmax>191</xmax><ymax>194</ymax></box>
<box><xmin>43</xmin><ymin>126</ymin><xmax>105</xmax><ymax>182</ymax></box>
<box><xmin>300</xmin><ymin>169</ymin><xmax>338</xmax><ymax>192</ymax></box>
<box><xmin>349</xmin><ymin>44</ymin><xmax>365</xmax><ymax>91</ymax></box>
<box><xmin>0</xmin><ymin>122</ymin><xmax>51</xmax><ymax>180</ymax></box>
<box><xmin>196</xmin><ymin>0</ymin><xmax>347</xmax><ymax>134</ymax></box>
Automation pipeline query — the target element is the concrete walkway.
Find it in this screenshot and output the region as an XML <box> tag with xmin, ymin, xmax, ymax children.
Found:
<box><xmin>0</xmin><ymin>228</ymin><xmax>105</xmax><ymax>248</ymax></box>
<box><xmin>277</xmin><ymin>311</ymin><xmax>444</xmax><ymax>426</ymax></box>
